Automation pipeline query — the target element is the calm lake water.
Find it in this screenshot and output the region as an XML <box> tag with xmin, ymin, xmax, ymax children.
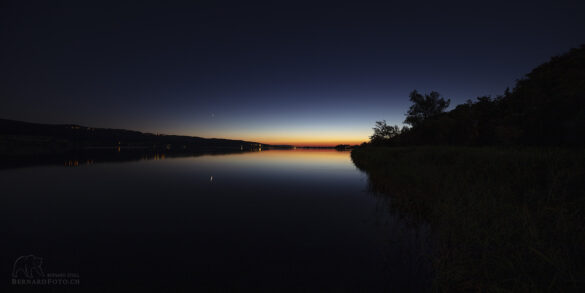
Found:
<box><xmin>1</xmin><ymin>149</ymin><xmax>429</xmax><ymax>291</ymax></box>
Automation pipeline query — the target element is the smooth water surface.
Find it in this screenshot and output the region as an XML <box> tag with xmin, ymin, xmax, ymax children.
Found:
<box><xmin>1</xmin><ymin>149</ymin><xmax>428</xmax><ymax>291</ymax></box>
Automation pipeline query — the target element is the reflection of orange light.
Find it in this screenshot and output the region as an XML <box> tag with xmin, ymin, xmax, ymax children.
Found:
<box><xmin>151</xmin><ymin>153</ymin><xmax>167</xmax><ymax>160</ymax></box>
<box><xmin>64</xmin><ymin>160</ymin><xmax>80</xmax><ymax>167</ymax></box>
<box><xmin>198</xmin><ymin>149</ymin><xmax>352</xmax><ymax>167</ymax></box>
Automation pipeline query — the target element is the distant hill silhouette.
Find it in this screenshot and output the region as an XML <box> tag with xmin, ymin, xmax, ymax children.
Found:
<box><xmin>370</xmin><ymin>44</ymin><xmax>585</xmax><ymax>146</ymax></box>
<box><xmin>0</xmin><ymin>118</ymin><xmax>265</xmax><ymax>156</ymax></box>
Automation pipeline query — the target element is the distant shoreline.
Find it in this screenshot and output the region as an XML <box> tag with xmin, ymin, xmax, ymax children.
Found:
<box><xmin>0</xmin><ymin>118</ymin><xmax>266</xmax><ymax>157</ymax></box>
<box><xmin>0</xmin><ymin>118</ymin><xmax>361</xmax><ymax>156</ymax></box>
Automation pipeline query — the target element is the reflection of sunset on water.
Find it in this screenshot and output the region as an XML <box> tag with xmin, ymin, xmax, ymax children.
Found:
<box><xmin>193</xmin><ymin>149</ymin><xmax>354</xmax><ymax>171</ymax></box>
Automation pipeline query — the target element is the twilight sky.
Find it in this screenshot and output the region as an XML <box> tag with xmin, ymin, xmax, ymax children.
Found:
<box><xmin>1</xmin><ymin>1</ymin><xmax>584</xmax><ymax>145</ymax></box>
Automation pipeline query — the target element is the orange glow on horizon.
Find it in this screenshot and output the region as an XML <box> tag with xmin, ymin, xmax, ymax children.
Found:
<box><xmin>229</xmin><ymin>132</ymin><xmax>368</xmax><ymax>147</ymax></box>
<box><xmin>261</xmin><ymin>139</ymin><xmax>366</xmax><ymax>147</ymax></box>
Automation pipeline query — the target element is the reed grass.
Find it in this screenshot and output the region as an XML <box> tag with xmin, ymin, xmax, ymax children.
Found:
<box><xmin>351</xmin><ymin>146</ymin><xmax>585</xmax><ymax>292</ymax></box>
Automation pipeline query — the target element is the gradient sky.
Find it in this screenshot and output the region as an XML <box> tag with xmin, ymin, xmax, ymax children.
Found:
<box><xmin>1</xmin><ymin>1</ymin><xmax>584</xmax><ymax>145</ymax></box>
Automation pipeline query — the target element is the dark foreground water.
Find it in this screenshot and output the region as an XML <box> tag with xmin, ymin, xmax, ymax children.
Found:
<box><xmin>1</xmin><ymin>149</ymin><xmax>430</xmax><ymax>291</ymax></box>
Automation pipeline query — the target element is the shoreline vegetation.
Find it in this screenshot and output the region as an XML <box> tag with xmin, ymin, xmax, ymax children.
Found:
<box><xmin>351</xmin><ymin>146</ymin><xmax>584</xmax><ymax>291</ymax></box>
<box><xmin>352</xmin><ymin>45</ymin><xmax>585</xmax><ymax>291</ymax></box>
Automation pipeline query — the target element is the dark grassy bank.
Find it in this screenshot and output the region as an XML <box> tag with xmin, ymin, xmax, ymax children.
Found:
<box><xmin>352</xmin><ymin>146</ymin><xmax>585</xmax><ymax>292</ymax></box>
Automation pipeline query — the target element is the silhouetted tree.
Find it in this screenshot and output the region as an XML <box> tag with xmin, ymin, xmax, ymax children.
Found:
<box><xmin>404</xmin><ymin>90</ymin><xmax>450</xmax><ymax>127</ymax></box>
<box><xmin>363</xmin><ymin>44</ymin><xmax>585</xmax><ymax>148</ymax></box>
<box><xmin>370</xmin><ymin>120</ymin><xmax>400</xmax><ymax>145</ymax></box>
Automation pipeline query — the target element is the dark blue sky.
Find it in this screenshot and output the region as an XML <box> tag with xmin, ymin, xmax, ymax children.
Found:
<box><xmin>2</xmin><ymin>1</ymin><xmax>584</xmax><ymax>145</ymax></box>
